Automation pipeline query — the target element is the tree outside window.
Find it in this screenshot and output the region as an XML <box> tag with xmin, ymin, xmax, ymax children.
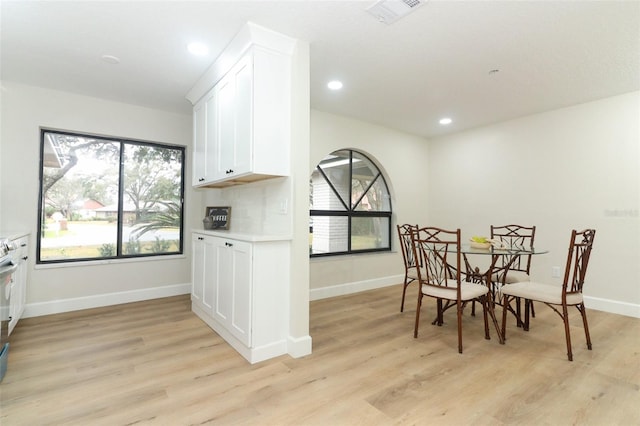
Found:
<box><xmin>310</xmin><ymin>149</ymin><xmax>392</xmax><ymax>257</ymax></box>
<box><xmin>38</xmin><ymin>129</ymin><xmax>185</xmax><ymax>263</ymax></box>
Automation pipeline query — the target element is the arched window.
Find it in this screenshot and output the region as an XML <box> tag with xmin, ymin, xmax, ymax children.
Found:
<box><xmin>310</xmin><ymin>149</ymin><xmax>392</xmax><ymax>257</ymax></box>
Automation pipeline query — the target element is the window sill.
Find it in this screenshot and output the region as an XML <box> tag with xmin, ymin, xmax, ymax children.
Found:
<box><xmin>34</xmin><ymin>254</ymin><xmax>187</xmax><ymax>270</ymax></box>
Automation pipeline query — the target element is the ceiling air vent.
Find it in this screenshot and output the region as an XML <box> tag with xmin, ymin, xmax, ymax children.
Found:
<box><xmin>367</xmin><ymin>0</ymin><xmax>424</xmax><ymax>25</ymax></box>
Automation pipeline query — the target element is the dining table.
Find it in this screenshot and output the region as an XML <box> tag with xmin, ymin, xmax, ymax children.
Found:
<box><xmin>460</xmin><ymin>244</ymin><xmax>548</xmax><ymax>296</ymax></box>
<box><xmin>457</xmin><ymin>243</ymin><xmax>549</xmax><ymax>341</ymax></box>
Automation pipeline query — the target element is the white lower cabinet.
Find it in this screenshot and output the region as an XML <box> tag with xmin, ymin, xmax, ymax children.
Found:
<box><xmin>211</xmin><ymin>237</ymin><xmax>251</xmax><ymax>346</ymax></box>
<box><xmin>191</xmin><ymin>235</ymin><xmax>215</xmax><ymax>314</ymax></box>
<box><xmin>8</xmin><ymin>234</ymin><xmax>28</xmax><ymax>335</ymax></box>
<box><xmin>191</xmin><ymin>231</ymin><xmax>289</xmax><ymax>363</ymax></box>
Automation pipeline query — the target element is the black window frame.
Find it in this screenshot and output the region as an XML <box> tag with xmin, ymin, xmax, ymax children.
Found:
<box><xmin>36</xmin><ymin>128</ymin><xmax>185</xmax><ymax>264</ymax></box>
<box><xmin>310</xmin><ymin>149</ymin><xmax>392</xmax><ymax>258</ymax></box>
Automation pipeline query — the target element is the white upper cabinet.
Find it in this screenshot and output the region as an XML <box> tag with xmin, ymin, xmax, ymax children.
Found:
<box><xmin>192</xmin><ymin>88</ymin><xmax>217</xmax><ymax>185</ymax></box>
<box><xmin>188</xmin><ymin>23</ymin><xmax>295</xmax><ymax>188</ymax></box>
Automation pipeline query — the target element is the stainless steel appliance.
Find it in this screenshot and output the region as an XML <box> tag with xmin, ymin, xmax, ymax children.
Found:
<box><xmin>0</xmin><ymin>238</ymin><xmax>18</xmax><ymax>382</ymax></box>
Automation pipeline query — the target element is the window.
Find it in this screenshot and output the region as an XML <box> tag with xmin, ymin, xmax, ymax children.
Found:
<box><xmin>37</xmin><ymin>129</ymin><xmax>185</xmax><ymax>264</ymax></box>
<box><xmin>310</xmin><ymin>149</ymin><xmax>392</xmax><ymax>257</ymax></box>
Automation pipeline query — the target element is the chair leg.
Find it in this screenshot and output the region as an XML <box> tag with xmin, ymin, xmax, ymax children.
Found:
<box><xmin>524</xmin><ymin>299</ymin><xmax>531</xmax><ymax>331</ymax></box>
<box><xmin>562</xmin><ymin>304</ymin><xmax>573</xmax><ymax>361</ymax></box>
<box><xmin>413</xmin><ymin>293</ymin><xmax>423</xmax><ymax>338</ymax></box>
<box><xmin>530</xmin><ymin>300</ymin><xmax>536</xmax><ymax>318</ymax></box>
<box><xmin>480</xmin><ymin>297</ymin><xmax>490</xmax><ymax>340</ymax></box>
<box><xmin>578</xmin><ymin>303</ymin><xmax>592</xmax><ymax>350</ymax></box>
<box><xmin>515</xmin><ymin>297</ymin><xmax>522</xmax><ymax>328</ymax></box>
<box><xmin>484</xmin><ymin>296</ymin><xmax>504</xmax><ymax>344</ymax></box>
<box><xmin>457</xmin><ymin>300</ymin><xmax>463</xmax><ymax>354</ymax></box>
<box><xmin>400</xmin><ymin>276</ymin><xmax>411</xmax><ymax>312</ymax></box>
<box><xmin>501</xmin><ymin>295</ymin><xmax>511</xmax><ymax>341</ymax></box>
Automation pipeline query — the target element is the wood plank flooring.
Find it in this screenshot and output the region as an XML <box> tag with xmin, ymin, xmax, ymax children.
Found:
<box><xmin>1</xmin><ymin>285</ymin><xmax>639</xmax><ymax>425</ymax></box>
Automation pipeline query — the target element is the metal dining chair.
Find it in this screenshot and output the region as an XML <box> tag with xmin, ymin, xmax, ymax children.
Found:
<box><xmin>500</xmin><ymin>229</ymin><xmax>596</xmax><ymax>361</ymax></box>
<box><xmin>491</xmin><ymin>224</ymin><xmax>537</xmax><ymax>321</ymax></box>
<box><xmin>491</xmin><ymin>224</ymin><xmax>536</xmax><ymax>283</ymax></box>
<box><xmin>397</xmin><ymin>224</ymin><xmax>420</xmax><ymax>312</ymax></box>
<box><xmin>410</xmin><ymin>226</ymin><xmax>499</xmax><ymax>354</ymax></box>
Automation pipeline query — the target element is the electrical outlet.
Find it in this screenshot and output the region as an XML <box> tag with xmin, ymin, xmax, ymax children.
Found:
<box><xmin>552</xmin><ymin>266</ymin><xmax>561</xmax><ymax>278</ymax></box>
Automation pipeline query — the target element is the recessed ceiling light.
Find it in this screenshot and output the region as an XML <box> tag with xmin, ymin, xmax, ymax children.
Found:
<box><xmin>439</xmin><ymin>117</ymin><xmax>452</xmax><ymax>125</ymax></box>
<box><xmin>187</xmin><ymin>42</ymin><xmax>209</xmax><ymax>56</ymax></box>
<box><xmin>101</xmin><ymin>54</ymin><xmax>120</xmax><ymax>64</ymax></box>
<box><xmin>327</xmin><ymin>80</ymin><xmax>343</xmax><ymax>90</ymax></box>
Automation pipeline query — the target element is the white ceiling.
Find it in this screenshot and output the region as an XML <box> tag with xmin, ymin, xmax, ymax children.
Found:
<box><xmin>2</xmin><ymin>1</ymin><xmax>639</xmax><ymax>139</ymax></box>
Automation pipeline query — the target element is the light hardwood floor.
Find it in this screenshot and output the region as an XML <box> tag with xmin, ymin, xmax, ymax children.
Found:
<box><xmin>1</xmin><ymin>285</ymin><xmax>639</xmax><ymax>425</ymax></box>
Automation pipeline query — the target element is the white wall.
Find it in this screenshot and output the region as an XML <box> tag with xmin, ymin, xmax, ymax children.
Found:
<box><xmin>2</xmin><ymin>80</ymin><xmax>635</xmax><ymax>327</ymax></box>
<box><xmin>427</xmin><ymin>92</ymin><xmax>640</xmax><ymax>316</ymax></box>
<box><xmin>0</xmin><ymin>82</ymin><xmax>197</xmax><ymax>315</ymax></box>
<box><xmin>288</xmin><ymin>39</ymin><xmax>312</xmax><ymax>353</ymax></box>
<box><xmin>309</xmin><ymin>110</ymin><xmax>429</xmax><ymax>298</ymax></box>
<box><xmin>309</xmin><ymin>93</ymin><xmax>639</xmax><ymax>317</ymax></box>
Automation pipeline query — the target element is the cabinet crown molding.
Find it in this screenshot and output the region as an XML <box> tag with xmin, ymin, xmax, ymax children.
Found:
<box><xmin>186</xmin><ymin>21</ymin><xmax>297</xmax><ymax>105</ymax></box>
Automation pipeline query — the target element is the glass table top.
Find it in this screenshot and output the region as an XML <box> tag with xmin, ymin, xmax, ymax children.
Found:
<box><xmin>458</xmin><ymin>245</ymin><xmax>548</xmax><ymax>255</ymax></box>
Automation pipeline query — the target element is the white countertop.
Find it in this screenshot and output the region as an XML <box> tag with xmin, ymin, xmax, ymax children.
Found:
<box><xmin>192</xmin><ymin>229</ymin><xmax>292</xmax><ymax>242</ymax></box>
<box><xmin>0</xmin><ymin>230</ymin><xmax>30</xmax><ymax>240</ymax></box>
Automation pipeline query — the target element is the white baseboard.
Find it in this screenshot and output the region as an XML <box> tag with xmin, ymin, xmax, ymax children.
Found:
<box><xmin>192</xmin><ymin>302</ymin><xmax>252</xmax><ymax>361</ymax></box>
<box><xmin>308</xmin><ymin>278</ymin><xmax>640</xmax><ymax>319</ymax></box>
<box><xmin>584</xmin><ymin>295</ymin><xmax>640</xmax><ymax>318</ymax></box>
<box><xmin>287</xmin><ymin>334</ymin><xmax>312</xmax><ymax>358</ymax></box>
<box><xmin>251</xmin><ymin>340</ymin><xmax>289</xmax><ymax>364</ymax></box>
<box><xmin>23</xmin><ymin>283</ymin><xmax>192</xmax><ymax>318</ymax></box>
<box><xmin>192</xmin><ymin>301</ymin><xmax>291</xmax><ymax>364</ymax></box>
<box><xmin>309</xmin><ymin>275</ymin><xmax>402</xmax><ymax>301</ymax></box>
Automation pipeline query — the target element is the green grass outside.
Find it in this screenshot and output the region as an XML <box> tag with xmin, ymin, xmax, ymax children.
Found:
<box><xmin>40</xmin><ymin>221</ymin><xmax>180</xmax><ymax>260</ymax></box>
<box><xmin>40</xmin><ymin>240</ymin><xmax>180</xmax><ymax>261</ymax></box>
<box><xmin>42</xmin><ymin>220</ymin><xmax>113</xmax><ymax>239</ymax></box>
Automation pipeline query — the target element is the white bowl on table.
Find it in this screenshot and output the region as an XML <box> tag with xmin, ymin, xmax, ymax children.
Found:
<box><xmin>470</xmin><ymin>241</ymin><xmax>491</xmax><ymax>250</ymax></box>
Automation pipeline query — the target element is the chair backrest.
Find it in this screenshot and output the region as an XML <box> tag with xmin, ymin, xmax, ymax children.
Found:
<box><xmin>410</xmin><ymin>226</ymin><xmax>461</xmax><ymax>291</ymax></box>
<box><xmin>397</xmin><ymin>224</ymin><xmax>420</xmax><ymax>270</ymax></box>
<box><xmin>491</xmin><ymin>224</ymin><xmax>536</xmax><ymax>273</ymax></box>
<box><xmin>563</xmin><ymin>229</ymin><xmax>596</xmax><ymax>295</ymax></box>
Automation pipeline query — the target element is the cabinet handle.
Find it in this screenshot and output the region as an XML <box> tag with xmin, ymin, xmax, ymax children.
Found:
<box><xmin>225</xmin><ymin>242</ymin><xmax>233</xmax><ymax>247</ymax></box>
<box><xmin>198</xmin><ymin>237</ymin><xmax>204</xmax><ymax>241</ymax></box>
<box><xmin>199</xmin><ymin>177</ymin><xmax>205</xmax><ymax>182</ymax></box>
<box><xmin>20</xmin><ymin>243</ymin><xmax>26</xmax><ymax>247</ymax></box>
<box><xmin>226</xmin><ymin>169</ymin><xmax>234</xmax><ymax>174</ymax></box>
<box><xmin>22</xmin><ymin>256</ymin><xmax>28</xmax><ymax>261</ymax></box>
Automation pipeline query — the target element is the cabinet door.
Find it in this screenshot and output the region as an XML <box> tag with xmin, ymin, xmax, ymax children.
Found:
<box><xmin>192</xmin><ymin>98</ymin><xmax>207</xmax><ymax>185</ymax></box>
<box><xmin>229</xmin><ymin>240</ymin><xmax>251</xmax><ymax>346</ymax></box>
<box><xmin>231</xmin><ymin>54</ymin><xmax>253</xmax><ymax>176</ymax></box>
<box><xmin>193</xmin><ymin>89</ymin><xmax>218</xmax><ymax>186</ymax></box>
<box><xmin>202</xmin><ymin>238</ymin><xmax>216</xmax><ymax>314</ymax></box>
<box><xmin>203</xmin><ymin>88</ymin><xmax>218</xmax><ymax>181</ymax></box>
<box><xmin>215</xmin><ymin>73</ymin><xmax>236</xmax><ymax>180</ymax></box>
<box><xmin>8</xmin><ymin>236</ymin><xmax>28</xmax><ymax>335</ymax></box>
<box><xmin>213</xmin><ymin>238</ymin><xmax>232</xmax><ymax>324</ymax></box>
<box><xmin>216</xmin><ymin>54</ymin><xmax>253</xmax><ymax>180</ymax></box>
<box><xmin>192</xmin><ymin>236</ymin><xmax>205</xmax><ymax>304</ymax></box>
<box><xmin>8</xmin><ymin>275</ymin><xmax>20</xmax><ymax>335</ymax></box>
<box><xmin>212</xmin><ymin>239</ymin><xmax>252</xmax><ymax>346</ymax></box>
<box><xmin>192</xmin><ymin>235</ymin><xmax>214</xmax><ymax>313</ymax></box>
